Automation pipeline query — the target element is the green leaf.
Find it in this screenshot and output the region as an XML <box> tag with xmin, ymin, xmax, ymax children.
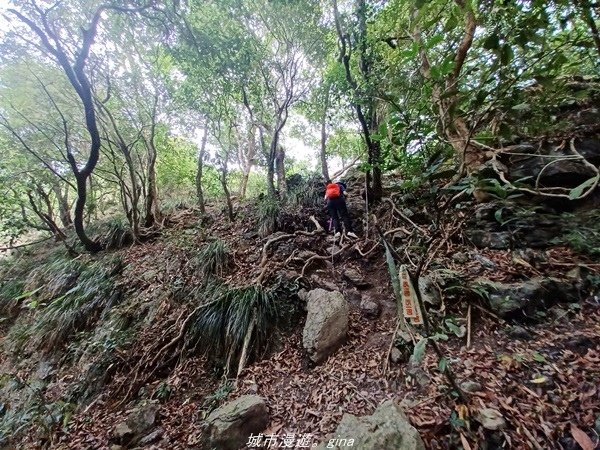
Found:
<box><xmin>411</xmin><ymin>338</ymin><xmax>428</xmax><ymax>365</ymax></box>
<box><xmin>531</xmin><ymin>351</ymin><xmax>547</xmax><ymax>363</ymax></box>
<box><xmin>483</xmin><ymin>34</ymin><xmax>500</xmax><ymax>50</ymax></box>
<box><xmin>427</xmin><ymin>34</ymin><xmax>444</xmax><ymax>49</ymax></box>
<box><xmin>438</xmin><ymin>356</ymin><xmax>447</xmax><ymax>373</ymax></box>
<box><xmin>568</xmin><ymin>176</ymin><xmax>598</xmax><ymax>200</ymax></box>
<box><xmin>511</xmin><ymin>102</ymin><xmax>530</xmax><ymax>111</ymax></box>
<box><xmin>494</xmin><ymin>208</ymin><xmax>503</xmax><ymax>224</ymax></box>
<box><xmin>500</xmin><ymin>44</ymin><xmax>514</xmax><ymax>65</ymax></box>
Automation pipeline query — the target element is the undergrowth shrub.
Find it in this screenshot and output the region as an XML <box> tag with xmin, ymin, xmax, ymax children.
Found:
<box><xmin>285</xmin><ymin>174</ymin><xmax>322</xmax><ymax>209</ymax></box>
<box><xmin>9</xmin><ymin>255</ymin><xmax>123</xmax><ymax>352</ymax></box>
<box><xmin>87</xmin><ymin>217</ymin><xmax>133</xmax><ymax>249</ymax></box>
<box><xmin>186</xmin><ymin>283</ymin><xmax>277</xmax><ymax>359</ymax></box>
<box><xmin>558</xmin><ymin>210</ymin><xmax>600</xmax><ymax>257</ymax></box>
<box><xmin>185</xmin><ymin>277</ymin><xmax>301</xmax><ymax>373</ymax></box>
<box><xmin>196</xmin><ymin>239</ymin><xmax>230</xmax><ymax>278</ymax></box>
<box><xmin>257</xmin><ymin>196</ymin><xmax>280</xmax><ymax>237</ymax></box>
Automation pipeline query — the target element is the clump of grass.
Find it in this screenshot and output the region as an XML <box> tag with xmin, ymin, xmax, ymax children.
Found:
<box><xmin>185</xmin><ymin>282</ymin><xmax>279</xmax><ymax>373</ymax></box>
<box><xmin>101</xmin><ymin>218</ymin><xmax>134</xmax><ymax>249</ymax></box>
<box><xmin>0</xmin><ymin>277</ymin><xmax>25</xmax><ymax>320</ymax></box>
<box><xmin>257</xmin><ymin>197</ymin><xmax>280</xmax><ymax>237</ymax></box>
<box><xmin>18</xmin><ymin>256</ymin><xmax>123</xmax><ymax>351</ymax></box>
<box><xmin>285</xmin><ymin>175</ymin><xmax>322</xmax><ymax>209</ymax></box>
<box><xmin>197</xmin><ymin>239</ymin><xmax>230</xmax><ymax>278</ymax></box>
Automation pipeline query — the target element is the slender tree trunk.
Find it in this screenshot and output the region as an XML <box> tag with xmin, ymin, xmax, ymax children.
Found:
<box><xmin>122</xmin><ymin>148</ymin><xmax>141</xmax><ymax>239</ymax></box>
<box><xmin>27</xmin><ymin>190</ymin><xmax>66</xmax><ymax>240</ymax></box>
<box><xmin>144</xmin><ymin>94</ymin><xmax>161</xmax><ymax>228</ymax></box>
<box><xmin>576</xmin><ymin>0</ymin><xmax>600</xmax><ymax>58</ymax></box>
<box><xmin>195</xmin><ymin>127</ymin><xmax>208</xmax><ymax>214</ymax></box>
<box><xmin>52</xmin><ymin>183</ymin><xmax>72</xmax><ymax>227</ymax></box>
<box><xmin>74</xmin><ymin>175</ymin><xmax>101</xmax><ymax>251</ymax></box>
<box><xmin>275</xmin><ymin>145</ymin><xmax>287</xmax><ymax>196</ymax></box>
<box><xmin>220</xmin><ymin>165</ymin><xmax>235</xmax><ymax>222</ymax></box>
<box><xmin>239</xmin><ymin>126</ymin><xmax>257</xmax><ymax>199</ymax></box>
<box><xmin>320</xmin><ymin>84</ymin><xmax>331</xmax><ymax>181</ymax></box>
<box><xmin>267</xmin><ymin>132</ymin><xmax>279</xmax><ymax>198</ymax></box>
<box><xmin>145</xmin><ymin>148</ymin><xmax>158</xmax><ymax>227</ymax></box>
<box><xmin>333</xmin><ymin>0</ymin><xmax>381</xmax><ymax>202</ymax></box>
<box><xmin>9</xmin><ymin>7</ymin><xmax>105</xmax><ymax>252</ymax></box>
<box><xmin>410</xmin><ymin>1</ymin><xmax>481</xmax><ymax>173</ymax></box>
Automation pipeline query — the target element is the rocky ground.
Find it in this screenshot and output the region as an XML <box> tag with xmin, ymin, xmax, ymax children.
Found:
<box><xmin>1</xmin><ymin>176</ymin><xmax>600</xmax><ymax>449</ymax></box>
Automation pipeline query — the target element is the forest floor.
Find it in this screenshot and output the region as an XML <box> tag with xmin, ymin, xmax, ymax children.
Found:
<box><xmin>2</xmin><ymin>191</ymin><xmax>600</xmax><ymax>450</ymax></box>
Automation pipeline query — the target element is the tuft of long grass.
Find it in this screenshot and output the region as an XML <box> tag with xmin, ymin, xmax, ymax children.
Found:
<box><xmin>185</xmin><ymin>282</ymin><xmax>279</xmax><ymax>369</ymax></box>
<box><xmin>285</xmin><ymin>175</ymin><xmax>322</xmax><ymax>209</ymax></box>
<box><xmin>196</xmin><ymin>239</ymin><xmax>230</xmax><ymax>278</ymax></box>
<box><xmin>257</xmin><ymin>197</ymin><xmax>280</xmax><ymax>237</ymax></box>
<box><xmin>0</xmin><ymin>277</ymin><xmax>25</xmax><ymax>320</ymax></box>
<box><xmin>21</xmin><ymin>256</ymin><xmax>123</xmax><ymax>350</ymax></box>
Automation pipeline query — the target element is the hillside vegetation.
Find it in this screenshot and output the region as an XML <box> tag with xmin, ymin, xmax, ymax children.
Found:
<box><xmin>0</xmin><ymin>1</ymin><xmax>599</xmax><ymax>449</ymax></box>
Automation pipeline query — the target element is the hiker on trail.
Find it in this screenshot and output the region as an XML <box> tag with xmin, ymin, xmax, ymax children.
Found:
<box><xmin>324</xmin><ymin>179</ymin><xmax>358</xmax><ymax>239</ymax></box>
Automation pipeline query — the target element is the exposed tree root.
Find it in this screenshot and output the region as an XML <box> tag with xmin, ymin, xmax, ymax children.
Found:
<box><xmin>300</xmin><ymin>244</ymin><xmax>351</xmax><ymax>278</ymax></box>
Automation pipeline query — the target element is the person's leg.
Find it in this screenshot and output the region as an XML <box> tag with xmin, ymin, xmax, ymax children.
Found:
<box><xmin>327</xmin><ymin>199</ymin><xmax>342</xmax><ymax>233</ymax></box>
<box><xmin>338</xmin><ymin>199</ymin><xmax>353</xmax><ymax>233</ymax></box>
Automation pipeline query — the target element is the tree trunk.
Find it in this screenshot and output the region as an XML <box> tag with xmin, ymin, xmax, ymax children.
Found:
<box><xmin>74</xmin><ymin>175</ymin><xmax>102</xmax><ymax>252</ymax></box>
<box><xmin>333</xmin><ymin>0</ymin><xmax>381</xmax><ymax>202</ymax></box>
<box><xmin>122</xmin><ymin>147</ymin><xmax>141</xmax><ymax>240</ymax></box>
<box><xmin>220</xmin><ymin>165</ymin><xmax>235</xmax><ymax>222</ymax></box>
<box><xmin>9</xmin><ymin>6</ymin><xmax>104</xmax><ymax>252</ymax></box>
<box><xmin>576</xmin><ymin>0</ymin><xmax>600</xmax><ymax>58</ymax></box>
<box><xmin>195</xmin><ymin>127</ymin><xmax>208</xmax><ymax>214</ymax></box>
<box><xmin>320</xmin><ymin>84</ymin><xmax>331</xmax><ymax>181</ymax></box>
<box><xmin>275</xmin><ymin>145</ymin><xmax>287</xmax><ymax>196</ymax></box>
<box><xmin>144</xmin><ymin>94</ymin><xmax>161</xmax><ymax>228</ymax></box>
<box><xmin>52</xmin><ymin>183</ymin><xmax>72</xmax><ymax>227</ymax></box>
<box><xmin>239</xmin><ymin>125</ymin><xmax>257</xmax><ymax>199</ymax></box>
<box><xmin>27</xmin><ymin>190</ymin><xmax>66</xmax><ymax>240</ymax></box>
<box><xmin>145</xmin><ymin>148</ymin><xmax>159</xmax><ymax>228</ymax></box>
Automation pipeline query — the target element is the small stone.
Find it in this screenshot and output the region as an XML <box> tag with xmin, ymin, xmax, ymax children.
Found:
<box><xmin>452</xmin><ymin>252</ymin><xmax>469</xmax><ymax>264</ymax></box>
<box><xmin>460</xmin><ymin>381</ymin><xmax>482</xmax><ymax>393</ymax></box>
<box><xmin>317</xmin><ymin>400</ymin><xmax>425</xmax><ymax>450</ymax></box>
<box><xmin>243</xmin><ymin>231</ymin><xmax>258</xmax><ymax>240</ymax></box>
<box><xmin>143</xmin><ymin>270</ymin><xmax>158</xmax><ymax>282</ymax></box>
<box><xmin>418</xmin><ymin>275</ymin><xmax>441</xmax><ymax>305</ymax></box>
<box><xmin>476</xmin><ymin>408</ymin><xmax>506</xmax><ymax>430</ymax></box>
<box><xmin>390</xmin><ymin>348</ymin><xmax>402</xmax><ymax>363</ymax></box>
<box><xmin>112</xmin><ymin>422</ymin><xmax>133</xmax><ymax>440</ymax></box>
<box><xmin>138</xmin><ymin>428</ymin><xmax>164</xmax><ymax>446</ymax></box>
<box><xmin>125</xmin><ymin>403</ymin><xmax>159</xmax><ymax>435</ymax></box>
<box><xmin>474</xmin><ymin>254</ymin><xmax>497</xmax><ymax>270</ymax></box>
<box><xmin>359</xmin><ymin>299</ymin><xmax>380</xmax><ymax>319</ymax></box>
<box><xmin>508</xmin><ymin>325</ymin><xmax>532</xmax><ymax>340</ymax></box>
<box><xmin>343</xmin><ymin>268</ymin><xmax>371</xmax><ymax>289</ymax></box>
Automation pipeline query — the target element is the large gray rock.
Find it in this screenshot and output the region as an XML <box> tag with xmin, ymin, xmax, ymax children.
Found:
<box><xmin>302</xmin><ymin>289</ymin><xmax>349</xmax><ymax>363</ymax></box>
<box><xmin>111</xmin><ymin>402</ymin><xmax>159</xmax><ymax>446</ymax></box>
<box><xmin>485</xmin><ymin>277</ymin><xmax>579</xmax><ymax>317</ymax></box>
<box><xmin>206</xmin><ymin>395</ymin><xmax>269</xmax><ymax>450</ymax></box>
<box><xmin>317</xmin><ymin>400</ymin><xmax>425</xmax><ymax>450</ymax></box>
